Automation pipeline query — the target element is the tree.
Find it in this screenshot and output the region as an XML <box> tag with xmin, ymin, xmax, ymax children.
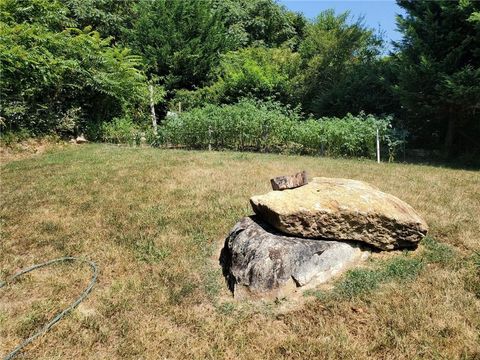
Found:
<box><xmin>212</xmin><ymin>0</ymin><xmax>306</xmax><ymax>50</ymax></box>
<box><xmin>61</xmin><ymin>0</ymin><xmax>138</xmax><ymax>41</ymax></box>
<box><xmin>394</xmin><ymin>0</ymin><xmax>480</xmax><ymax>156</ymax></box>
<box><xmin>0</xmin><ymin>0</ymin><xmax>148</xmax><ymax>136</ymax></box>
<box><xmin>297</xmin><ymin>10</ymin><xmax>386</xmax><ymax>117</ymax></box>
<box><xmin>209</xmin><ymin>47</ymin><xmax>301</xmax><ymax>105</ymax></box>
<box><xmin>126</xmin><ymin>0</ymin><xmax>233</xmax><ymax>91</ymax></box>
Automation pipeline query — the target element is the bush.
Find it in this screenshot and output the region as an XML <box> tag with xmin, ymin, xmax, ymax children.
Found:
<box><xmin>160</xmin><ymin>99</ymin><xmax>299</xmax><ymax>152</ymax></box>
<box><xmin>168</xmin><ymin>47</ymin><xmax>301</xmax><ymax>112</ymax></box>
<box><xmin>211</xmin><ymin>47</ymin><xmax>301</xmax><ymax>105</ymax></box>
<box><xmin>158</xmin><ymin>99</ymin><xmax>402</xmax><ymax>159</ymax></box>
<box><xmin>0</xmin><ymin>128</ymin><xmax>33</xmax><ymax>146</ymax></box>
<box><xmin>101</xmin><ymin>116</ymin><xmax>141</xmax><ymax>145</ymax></box>
<box><xmin>292</xmin><ymin>113</ymin><xmax>391</xmax><ymax>157</ymax></box>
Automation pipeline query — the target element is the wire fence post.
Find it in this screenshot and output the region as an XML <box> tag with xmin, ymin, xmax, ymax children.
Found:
<box><xmin>376</xmin><ymin>128</ymin><xmax>381</xmax><ymax>163</ymax></box>
<box><xmin>208</xmin><ymin>126</ymin><xmax>212</xmax><ymax>151</ymax></box>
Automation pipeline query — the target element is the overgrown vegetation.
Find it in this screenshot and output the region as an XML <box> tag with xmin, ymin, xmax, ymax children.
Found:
<box><xmin>0</xmin><ymin>0</ymin><xmax>150</xmax><ymax>137</ymax></box>
<box><xmin>160</xmin><ymin>99</ymin><xmax>402</xmax><ymax>159</ymax></box>
<box><xmin>1</xmin><ymin>145</ymin><xmax>479</xmax><ymax>358</ymax></box>
<box><xmin>1</xmin><ymin>0</ymin><xmax>479</xmax><ymax>159</ymax></box>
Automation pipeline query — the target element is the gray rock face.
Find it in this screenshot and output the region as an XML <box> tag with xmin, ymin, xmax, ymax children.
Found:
<box><xmin>220</xmin><ymin>216</ymin><xmax>367</xmax><ymax>298</ymax></box>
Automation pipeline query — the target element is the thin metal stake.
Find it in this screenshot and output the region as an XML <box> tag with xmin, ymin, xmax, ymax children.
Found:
<box><xmin>376</xmin><ymin>128</ymin><xmax>381</xmax><ymax>163</ymax></box>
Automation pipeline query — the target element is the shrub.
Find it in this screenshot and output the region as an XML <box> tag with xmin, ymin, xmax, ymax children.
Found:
<box><xmin>168</xmin><ymin>47</ymin><xmax>301</xmax><ymax>112</ymax></box>
<box><xmin>158</xmin><ymin>99</ymin><xmax>402</xmax><ymax>159</ymax></box>
<box><xmin>160</xmin><ymin>99</ymin><xmax>299</xmax><ymax>152</ymax></box>
<box><xmin>0</xmin><ymin>128</ymin><xmax>33</xmax><ymax>146</ymax></box>
<box><xmin>292</xmin><ymin>112</ymin><xmax>391</xmax><ymax>157</ymax></box>
<box><xmin>101</xmin><ymin>116</ymin><xmax>141</xmax><ymax>145</ymax></box>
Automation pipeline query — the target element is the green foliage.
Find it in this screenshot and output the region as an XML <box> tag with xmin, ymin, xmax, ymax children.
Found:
<box><xmin>420</xmin><ymin>236</ymin><xmax>456</xmax><ymax>266</ymax></box>
<box><xmin>171</xmin><ymin>47</ymin><xmax>301</xmax><ymax>110</ymax></box>
<box><xmin>100</xmin><ymin>116</ymin><xmax>141</xmax><ymax>145</ymax></box>
<box><xmin>169</xmin><ymin>88</ymin><xmax>217</xmax><ymax>113</ymax></box>
<box><xmin>394</xmin><ymin>0</ymin><xmax>480</xmax><ymax>156</ymax></box>
<box><xmin>336</xmin><ymin>256</ymin><xmax>424</xmax><ymax>299</ymax></box>
<box><xmin>0</xmin><ymin>0</ymin><xmax>148</xmax><ymax>136</ymax></box>
<box><xmin>212</xmin><ymin>0</ymin><xmax>306</xmax><ymax>49</ymax></box>
<box><xmin>0</xmin><ymin>0</ymin><xmax>72</xmax><ymax>29</ymax></box>
<box><xmin>310</xmin><ymin>57</ymin><xmax>401</xmax><ymax>118</ymax></box>
<box><xmin>0</xmin><ymin>128</ymin><xmax>33</xmax><ymax>145</ymax></box>
<box><xmin>466</xmin><ymin>251</ymin><xmax>480</xmax><ymax>298</ymax></box>
<box><xmin>293</xmin><ymin>113</ymin><xmax>396</xmax><ymax>158</ymax></box>
<box><xmin>2</xmin><ymin>0</ymin><xmax>478</xmax><ymax>161</ymax></box>
<box><xmin>134</xmin><ymin>238</ymin><xmax>170</xmax><ymax>264</ymax></box>
<box><xmin>159</xmin><ymin>100</ymin><xmax>400</xmax><ymax>158</ymax></box>
<box><xmin>160</xmin><ymin>99</ymin><xmax>298</xmax><ymax>152</ymax></box>
<box><xmin>209</xmin><ymin>47</ymin><xmax>301</xmax><ymax>105</ymax></box>
<box><xmin>308</xmin><ymin>237</ymin><xmax>461</xmax><ymax>301</ymax></box>
<box><xmin>332</xmin><ymin>267</ymin><xmax>384</xmax><ymax>299</ymax></box>
<box><xmin>62</xmin><ymin>0</ymin><xmax>137</xmax><ymax>40</ymax></box>
<box><xmin>381</xmin><ymin>256</ymin><xmax>424</xmax><ymax>280</ymax></box>
<box><xmin>215</xmin><ymin>302</ymin><xmax>236</xmax><ymax>315</ymax></box>
<box><xmin>126</xmin><ymin>0</ymin><xmax>233</xmax><ymax>90</ymax></box>
<box><xmin>308</xmin><ymin>254</ymin><xmax>424</xmax><ymax>300</ymax></box>
<box><xmin>298</xmin><ymin>10</ymin><xmax>386</xmax><ymax>117</ymax></box>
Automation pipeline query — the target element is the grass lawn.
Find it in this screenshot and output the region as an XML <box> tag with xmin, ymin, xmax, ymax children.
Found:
<box><xmin>1</xmin><ymin>144</ymin><xmax>479</xmax><ymax>359</ymax></box>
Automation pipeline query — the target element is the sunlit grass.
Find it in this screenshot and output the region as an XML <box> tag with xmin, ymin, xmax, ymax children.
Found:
<box><xmin>1</xmin><ymin>144</ymin><xmax>479</xmax><ymax>359</ymax></box>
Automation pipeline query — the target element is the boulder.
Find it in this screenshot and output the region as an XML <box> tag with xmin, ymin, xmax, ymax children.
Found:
<box><xmin>220</xmin><ymin>216</ymin><xmax>367</xmax><ymax>298</ymax></box>
<box><xmin>250</xmin><ymin>177</ymin><xmax>428</xmax><ymax>250</ymax></box>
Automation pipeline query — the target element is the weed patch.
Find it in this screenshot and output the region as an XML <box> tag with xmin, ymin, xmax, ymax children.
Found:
<box><xmin>308</xmin><ymin>237</ymin><xmax>459</xmax><ymax>300</ymax></box>
<box><xmin>421</xmin><ymin>236</ymin><xmax>457</xmax><ymax>266</ymax></box>
<box><xmin>168</xmin><ymin>282</ymin><xmax>198</xmax><ymax>305</ymax></box>
<box><xmin>134</xmin><ymin>238</ymin><xmax>170</xmax><ymax>264</ymax></box>
<box><xmin>215</xmin><ymin>302</ymin><xmax>236</xmax><ymax>315</ymax></box>
<box><xmin>333</xmin><ymin>255</ymin><xmax>423</xmax><ymax>299</ymax></box>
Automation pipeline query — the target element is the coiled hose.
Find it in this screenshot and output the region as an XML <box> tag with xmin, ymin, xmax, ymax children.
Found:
<box><xmin>0</xmin><ymin>257</ymin><xmax>98</xmax><ymax>360</ymax></box>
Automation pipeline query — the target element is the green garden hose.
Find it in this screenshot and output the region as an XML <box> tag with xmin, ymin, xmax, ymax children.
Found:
<box><xmin>0</xmin><ymin>257</ymin><xmax>98</xmax><ymax>360</ymax></box>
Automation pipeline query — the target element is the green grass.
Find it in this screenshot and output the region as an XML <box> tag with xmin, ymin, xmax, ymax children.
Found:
<box><xmin>307</xmin><ymin>238</ymin><xmax>455</xmax><ymax>301</ymax></box>
<box><xmin>1</xmin><ymin>144</ymin><xmax>479</xmax><ymax>359</ymax></box>
<box><xmin>421</xmin><ymin>236</ymin><xmax>457</xmax><ymax>265</ymax></box>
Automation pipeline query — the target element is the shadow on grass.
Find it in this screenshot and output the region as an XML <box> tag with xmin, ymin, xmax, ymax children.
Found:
<box><xmin>398</xmin><ymin>150</ymin><xmax>480</xmax><ymax>171</ymax></box>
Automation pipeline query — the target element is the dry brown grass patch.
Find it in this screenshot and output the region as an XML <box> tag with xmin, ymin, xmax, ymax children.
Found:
<box><xmin>1</xmin><ymin>144</ymin><xmax>479</xmax><ymax>359</ymax></box>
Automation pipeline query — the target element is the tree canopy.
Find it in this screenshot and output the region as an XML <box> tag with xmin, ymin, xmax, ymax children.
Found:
<box><xmin>0</xmin><ymin>0</ymin><xmax>147</xmax><ymax>136</ymax></box>
<box><xmin>1</xmin><ymin>0</ymin><xmax>478</xmax><ymax>159</ymax></box>
<box><xmin>394</xmin><ymin>0</ymin><xmax>480</xmax><ymax>156</ymax></box>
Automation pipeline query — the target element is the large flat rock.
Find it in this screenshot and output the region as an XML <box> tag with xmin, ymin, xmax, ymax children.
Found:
<box><xmin>220</xmin><ymin>216</ymin><xmax>367</xmax><ymax>299</ymax></box>
<box><xmin>250</xmin><ymin>177</ymin><xmax>428</xmax><ymax>250</ymax></box>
